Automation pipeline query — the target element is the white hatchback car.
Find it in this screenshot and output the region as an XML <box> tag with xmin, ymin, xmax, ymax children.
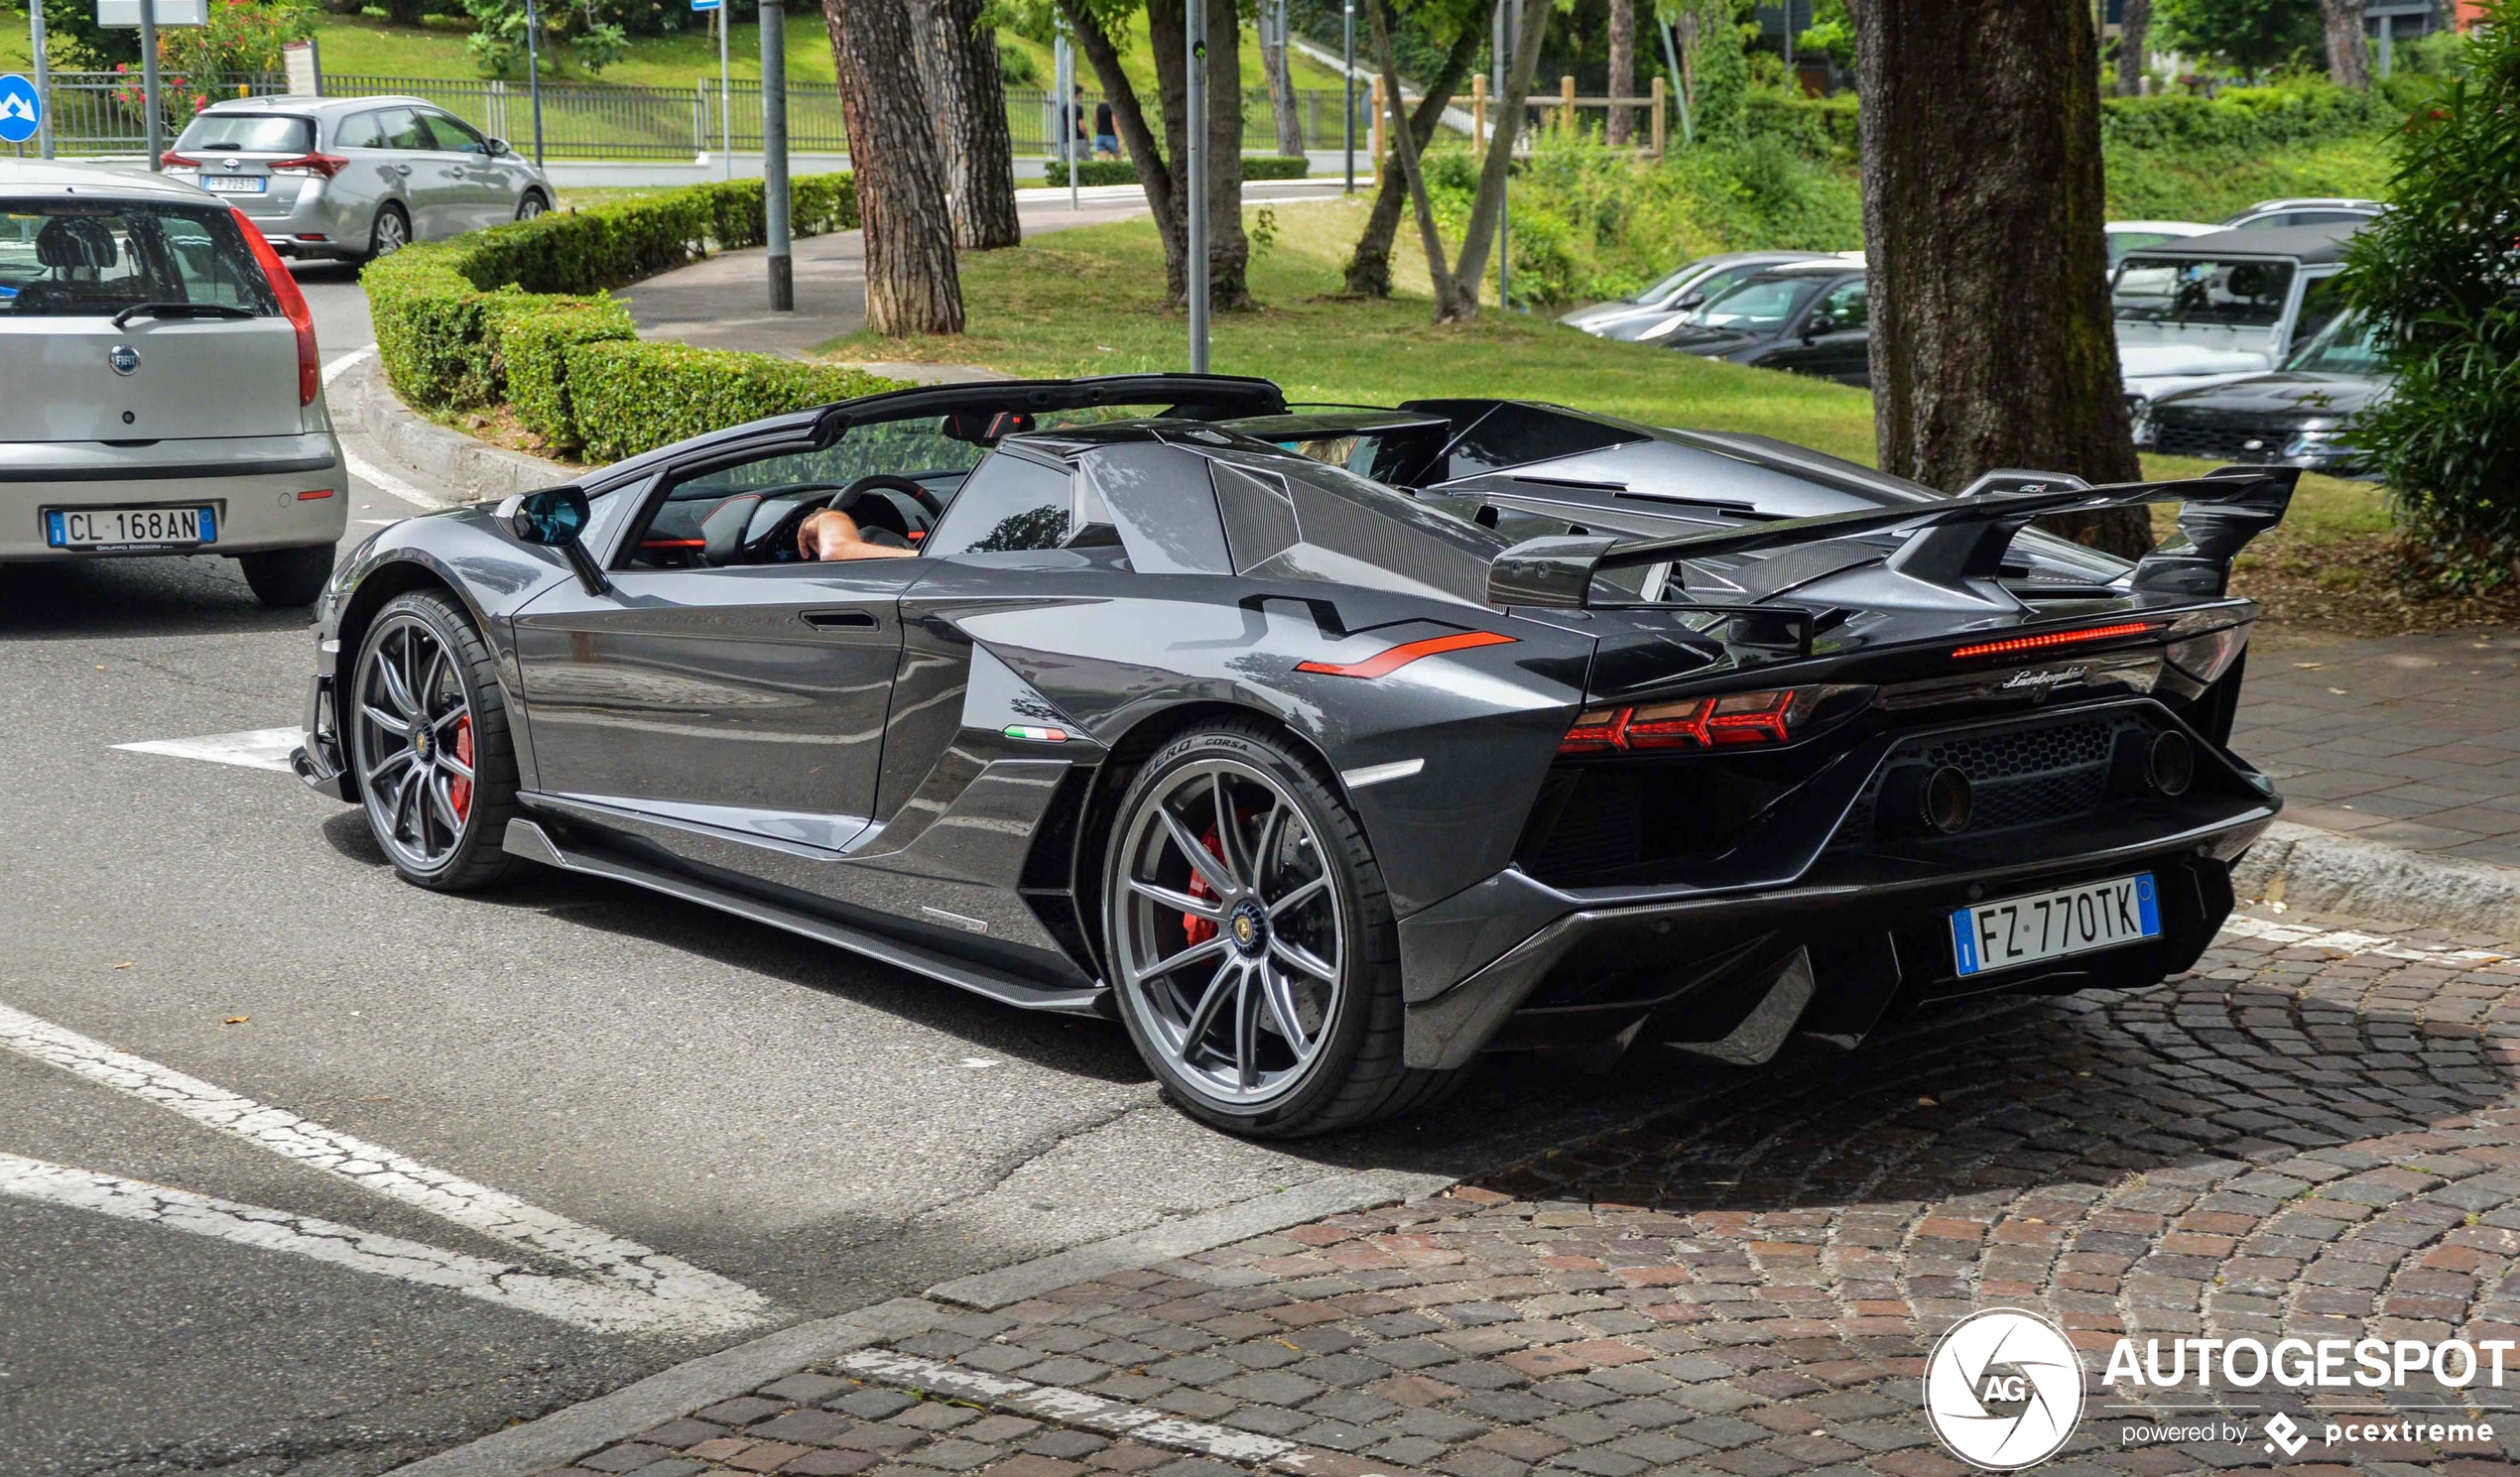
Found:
<box><xmin>1</xmin><ymin>160</ymin><xmax>348</xmax><ymax>606</ymax></box>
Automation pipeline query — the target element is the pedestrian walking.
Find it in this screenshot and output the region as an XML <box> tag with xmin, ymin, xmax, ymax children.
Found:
<box><xmin>1094</xmin><ymin>97</ymin><xmax>1119</xmax><ymax>159</ymax></box>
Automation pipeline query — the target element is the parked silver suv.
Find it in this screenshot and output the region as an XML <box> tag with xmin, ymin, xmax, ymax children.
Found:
<box><xmin>2</xmin><ymin>160</ymin><xmax>348</xmax><ymax>605</ymax></box>
<box><xmin>163</xmin><ymin>95</ymin><xmax>553</xmax><ymax>262</ymax></box>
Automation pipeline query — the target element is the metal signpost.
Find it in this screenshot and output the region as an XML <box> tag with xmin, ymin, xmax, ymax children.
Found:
<box><xmin>1054</xmin><ymin>14</ymin><xmax>1076</xmax><ymax>209</ymax></box>
<box><xmin>760</xmin><ymin>0</ymin><xmax>791</xmax><ymax>311</ymax></box>
<box><xmin>1341</xmin><ymin>0</ymin><xmax>1353</xmax><ymax>192</ymax></box>
<box><xmin>524</xmin><ymin>0</ymin><xmax>545</xmax><ymax>166</ymax></box>
<box><xmin>692</xmin><ymin>0</ymin><xmax>728</xmax><ymax>179</ymax></box>
<box><xmin>1185</xmin><ymin>0</ymin><xmax>1207</xmax><ymax>372</ymax></box>
<box><xmin>27</xmin><ymin>0</ymin><xmax>53</xmax><ymax>158</ymax></box>
<box><xmin>98</xmin><ymin>0</ymin><xmax>206</xmax><ymax>170</ymax></box>
<box><xmin>1492</xmin><ymin>0</ymin><xmax>1510</xmax><ymax>309</ymax></box>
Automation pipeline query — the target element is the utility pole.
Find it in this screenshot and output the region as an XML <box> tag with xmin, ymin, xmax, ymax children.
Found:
<box><xmin>1186</xmin><ymin>0</ymin><xmax>1208</xmax><ymax>372</ymax></box>
<box><xmin>717</xmin><ymin>0</ymin><xmax>730</xmax><ymax>180</ymax></box>
<box><xmin>524</xmin><ymin>0</ymin><xmax>545</xmax><ymax>166</ymax></box>
<box><xmin>1492</xmin><ymin>0</ymin><xmax>1512</xmax><ymax>309</ymax></box>
<box><xmin>1342</xmin><ymin>0</ymin><xmax>1354</xmax><ymax>192</ymax></box>
<box><xmin>140</xmin><ymin>0</ymin><xmax>160</xmax><ymax>169</ymax></box>
<box><xmin>30</xmin><ymin>0</ymin><xmax>53</xmax><ymax>158</ymax></box>
<box><xmin>760</xmin><ymin>0</ymin><xmax>792</xmax><ymax>309</ymax></box>
<box><xmin>1055</xmin><ymin>13</ymin><xmax>1077</xmax><ymax>208</ymax></box>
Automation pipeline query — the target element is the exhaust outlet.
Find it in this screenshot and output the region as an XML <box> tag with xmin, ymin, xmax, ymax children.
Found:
<box><xmin>2111</xmin><ymin>728</ymin><xmax>2195</xmax><ymax>798</ymax></box>
<box><xmin>1882</xmin><ymin>763</ymin><xmax>1974</xmax><ymax>836</ymax></box>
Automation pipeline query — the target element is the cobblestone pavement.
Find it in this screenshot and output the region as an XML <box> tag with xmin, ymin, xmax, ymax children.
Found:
<box><xmin>534</xmin><ymin>911</ymin><xmax>2520</xmax><ymax>1477</ymax></box>
<box><xmin>2235</xmin><ymin>631</ymin><xmax>2520</xmax><ymax>867</ymax></box>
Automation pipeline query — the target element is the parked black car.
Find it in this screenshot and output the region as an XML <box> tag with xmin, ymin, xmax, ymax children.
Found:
<box><xmin>1653</xmin><ymin>259</ymin><xmax>1871</xmax><ymax>387</ymax></box>
<box><xmin>2136</xmin><ymin>311</ymin><xmax>2388</xmax><ymax>473</ymax></box>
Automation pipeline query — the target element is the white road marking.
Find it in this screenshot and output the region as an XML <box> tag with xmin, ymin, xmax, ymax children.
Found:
<box><xmin>836</xmin><ymin>1350</ymin><xmax>1352</xmax><ymax>1471</ymax></box>
<box><xmin>0</xmin><ymin>1002</ymin><xmax>770</xmax><ymax>1337</ymax></box>
<box><xmin>113</xmin><ymin>727</ymin><xmax>303</xmax><ymax>774</ymax></box>
<box><xmin>2218</xmin><ymin>913</ymin><xmax>2509</xmax><ymax>968</ymax></box>
<box><xmin>321</xmin><ymin>345</ymin><xmax>376</xmax><ymax>387</ymax></box>
<box><xmin>0</xmin><ymin>1154</ymin><xmax>703</xmax><ymax>1334</ymax></box>
<box><xmin>344</xmin><ymin>446</ymin><xmax>446</xmax><ymax>510</ymax></box>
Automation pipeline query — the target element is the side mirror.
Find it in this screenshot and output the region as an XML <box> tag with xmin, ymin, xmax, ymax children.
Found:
<box><xmin>1671</xmin><ymin>290</ymin><xmax>1706</xmax><ymax>310</ymax></box>
<box><xmin>486</xmin><ymin>137</ymin><xmax>510</xmax><ymax>156</ymax></box>
<box><xmin>506</xmin><ymin>485</ymin><xmax>589</xmax><ymax>545</ymax></box>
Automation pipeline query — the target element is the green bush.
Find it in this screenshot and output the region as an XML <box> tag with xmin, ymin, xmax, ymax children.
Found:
<box><xmin>1242</xmin><ymin>155</ymin><xmax>1312</xmax><ymax>181</ymax></box>
<box><xmin>363</xmin><ymin>172</ymin><xmax>885</xmax><ymax>456</ymax></box>
<box><xmin>2339</xmin><ymin>6</ymin><xmax>2520</xmax><ymax>591</ymax></box>
<box><xmin>1052</xmin><ymin>155</ymin><xmax>1306</xmax><ymax>188</ymax></box>
<box><xmin>567</xmin><ymin>341</ymin><xmax>907</xmax><ymax>463</ymax></box>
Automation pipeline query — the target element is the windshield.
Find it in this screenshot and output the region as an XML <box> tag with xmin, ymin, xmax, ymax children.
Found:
<box><xmin>173</xmin><ymin>113</ymin><xmax>315</xmax><ymax>154</ymax></box>
<box><xmin>0</xmin><ymin>199</ymin><xmax>278</xmax><ymax>316</ymax></box>
<box><xmin>1628</xmin><ymin>261</ymin><xmax>1714</xmax><ymax>306</ymax></box>
<box><xmin>1692</xmin><ymin>274</ymin><xmax>1826</xmax><ymax>331</ymax></box>
<box><xmin>2283</xmin><ymin>310</ymin><xmax>2387</xmax><ymax>375</ymax></box>
<box><xmin>2112</xmin><ymin>257</ymin><xmax>2296</xmax><ymax>327</ymax></box>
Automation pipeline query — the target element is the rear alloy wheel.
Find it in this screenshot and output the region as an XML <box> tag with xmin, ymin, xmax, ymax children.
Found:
<box><xmin>239</xmin><ymin>545</ymin><xmax>334</xmax><ymax>608</ymax></box>
<box><xmin>1104</xmin><ymin>723</ymin><xmax>1457</xmax><ymax>1137</ymax></box>
<box><xmin>349</xmin><ymin>591</ymin><xmax>522</xmax><ymax>891</ymax></box>
<box><xmin>516</xmin><ymin>191</ymin><xmax>548</xmax><ymax>220</ymax></box>
<box><xmin>368</xmin><ymin>203</ymin><xmax>410</xmax><ymax>259</ymax></box>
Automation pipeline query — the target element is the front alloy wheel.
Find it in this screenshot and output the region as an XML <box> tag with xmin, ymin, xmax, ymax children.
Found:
<box><xmin>348</xmin><ymin>592</ymin><xmax>520</xmax><ymax>891</ymax></box>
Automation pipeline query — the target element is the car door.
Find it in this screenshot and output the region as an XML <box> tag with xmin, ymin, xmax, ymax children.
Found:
<box><xmin>324</xmin><ymin>108</ymin><xmax>396</xmax><ymax>244</ymax></box>
<box><xmin>375</xmin><ymin>107</ymin><xmax>464</xmax><ymax>238</ymax></box>
<box><xmin>419</xmin><ymin>109</ymin><xmax>511</xmax><ymax>229</ymax></box>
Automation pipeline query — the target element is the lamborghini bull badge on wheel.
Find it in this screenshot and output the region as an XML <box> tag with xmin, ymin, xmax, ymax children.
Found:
<box><xmin>291</xmin><ymin>376</ymin><xmax>2295</xmax><ymax>1138</ymax></box>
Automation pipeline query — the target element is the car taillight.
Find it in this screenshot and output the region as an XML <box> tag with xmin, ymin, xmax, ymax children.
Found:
<box><xmin>231</xmin><ymin>206</ymin><xmax>319</xmax><ymax>407</ymax></box>
<box><xmin>1950</xmin><ymin>622</ymin><xmax>2155</xmax><ymax>662</ymax></box>
<box><xmin>270</xmin><ymin>153</ymin><xmax>350</xmax><ymax>179</ymax></box>
<box><xmin>1559</xmin><ymin>684</ymin><xmax>1865</xmax><ymax>755</ymax></box>
<box><xmin>161</xmin><ymin>150</ymin><xmax>201</xmax><ymax>169</ymax></box>
<box><xmin>2166</xmin><ymin>624</ymin><xmax>2249</xmax><ymax>684</ymax></box>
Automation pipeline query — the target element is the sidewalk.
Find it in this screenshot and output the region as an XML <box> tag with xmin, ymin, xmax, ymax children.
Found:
<box><xmin>2233</xmin><ymin>631</ymin><xmax>2520</xmax><ymax>868</ymax></box>
<box><xmin>477</xmin><ymin>910</ymin><xmax>2520</xmax><ymax>1477</ymax></box>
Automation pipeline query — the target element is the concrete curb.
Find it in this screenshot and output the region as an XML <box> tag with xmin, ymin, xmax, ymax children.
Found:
<box><xmin>388</xmin><ymin>1168</ymin><xmax>1456</xmax><ymax>1477</ymax></box>
<box><xmin>2234</xmin><ymin>819</ymin><xmax>2520</xmax><ymax>942</ymax></box>
<box><xmin>334</xmin><ymin>350</ymin><xmax>571</xmax><ymax>504</ymax></box>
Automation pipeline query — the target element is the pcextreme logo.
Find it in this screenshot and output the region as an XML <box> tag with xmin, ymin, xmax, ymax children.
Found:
<box><xmin>1923</xmin><ymin>1308</ymin><xmax>2087</xmax><ymax>1470</ymax></box>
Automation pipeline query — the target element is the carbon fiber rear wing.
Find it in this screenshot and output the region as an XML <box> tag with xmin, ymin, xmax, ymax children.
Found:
<box><xmin>1485</xmin><ymin>463</ymin><xmax>2300</xmax><ymax>609</ymax></box>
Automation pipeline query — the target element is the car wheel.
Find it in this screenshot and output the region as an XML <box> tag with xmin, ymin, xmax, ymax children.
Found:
<box><xmin>367</xmin><ymin>203</ymin><xmax>410</xmax><ymax>260</ymax></box>
<box><xmin>516</xmin><ymin>191</ymin><xmax>548</xmax><ymax>220</ymax></box>
<box><xmin>1103</xmin><ymin>721</ymin><xmax>1460</xmax><ymax>1137</ymax></box>
<box><xmin>238</xmin><ymin>545</ymin><xmax>335</xmax><ymax>608</ymax></box>
<box><xmin>348</xmin><ymin>590</ymin><xmax>523</xmax><ymax>892</ymax></box>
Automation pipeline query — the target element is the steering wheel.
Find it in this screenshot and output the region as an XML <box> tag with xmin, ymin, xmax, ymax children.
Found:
<box><xmin>833</xmin><ymin>473</ymin><xmax>947</xmax><ymax>524</ymax></box>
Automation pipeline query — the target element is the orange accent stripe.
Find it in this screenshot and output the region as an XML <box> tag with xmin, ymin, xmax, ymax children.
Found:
<box><xmin>1951</xmin><ymin>621</ymin><xmax>2156</xmax><ymax>662</ymax></box>
<box><xmin>1297</xmin><ymin>629</ymin><xmax>1517</xmax><ymax>678</ymax></box>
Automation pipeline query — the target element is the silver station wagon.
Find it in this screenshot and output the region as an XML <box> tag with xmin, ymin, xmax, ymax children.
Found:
<box><xmin>163</xmin><ymin>95</ymin><xmax>554</xmax><ymax>262</ymax></box>
<box><xmin>1</xmin><ymin>160</ymin><xmax>348</xmax><ymax>606</ymax></box>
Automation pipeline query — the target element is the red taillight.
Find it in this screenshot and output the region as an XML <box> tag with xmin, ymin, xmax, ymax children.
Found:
<box><xmin>298</xmin><ymin>488</ymin><xmax>334</xmax><ymax>500</ymax></box>
<box><xmin>161</xmin><ymin>150</ymin><xmax>201</xmax><ymax>169</ymax></box>
<box><xmin>231</xmin><ymin>206</ymin><xmax>318</xmax><ymax>407</ymax></box>
<box><xmin>1951</xmin><ymin>622</ymin><xmax>2155</xmax><ymax>662</ymax></box>
<box><xmin>270</xmin><ymin>152</ymin><xmax>351</xmax><ymax>179</ymax></box>
<box><xmin>1559</xmin><ymin>685</ymin><xmax>1853</xmax><ymax>755</ymax></box>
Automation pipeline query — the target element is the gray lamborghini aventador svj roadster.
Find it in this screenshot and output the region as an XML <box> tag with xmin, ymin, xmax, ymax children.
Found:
<box><xmin>293</xmin><ymin>375</ymin><xmax>2293</xmax><ymax>1137</ymax></box>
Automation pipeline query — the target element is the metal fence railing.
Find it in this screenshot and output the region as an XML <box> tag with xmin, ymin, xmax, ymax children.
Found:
<box><xmin>18</xmin><ymin>70</ymin><xmax>1365</xmax><ymax>164</ymax></box>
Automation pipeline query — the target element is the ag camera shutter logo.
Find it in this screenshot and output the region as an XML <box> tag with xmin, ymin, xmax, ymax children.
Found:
<box><xmin>1923</xmin><ymin>1308</ymin><xmax>2086</xmax><ymax>1469</ymax></box>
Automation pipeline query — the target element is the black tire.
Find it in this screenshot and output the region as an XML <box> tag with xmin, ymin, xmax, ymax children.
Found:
<box><xmin>239</xmin><ymin>545</ymin><xmax>335</xmax><ymax>608</ymax></box>
<box><xmin>1102</xmin><ymin>720</ymin><xmax>1463</xmax><ymax>1138</ymax></box>
<box><xmin>516</xmin><ymin>190</ymin><xmax>549</xmax><ymax>220</ymax></box>
<box><xmin>367</xmin><ymin>202</ymin><xmax>411</xmax><ymax>260</ymax></box>
<box><xmin>347</xmin><ymin>590</ymin><xmax>524</xmax><ymax>892</ymax></box>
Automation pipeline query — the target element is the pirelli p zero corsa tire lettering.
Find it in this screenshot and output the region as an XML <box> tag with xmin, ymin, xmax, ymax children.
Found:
<box><xmin>1103</xmin><ymin>722</ymin><xmax>1462</xmax><ymax>1138</ymax></box>
<box><xmin>348</xmin><ymin>590</ymin><xmax>523</xmax><ymax>892</ymax></box>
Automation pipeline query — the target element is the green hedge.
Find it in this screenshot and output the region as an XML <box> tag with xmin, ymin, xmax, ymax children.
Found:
<box><xmin>1745</xmin><ymin>78</ymin><xmax>2387</xmax><ymax>165</ymax></box>
<box><xmin>1053</xmin><ymin>154</ymin><xmax>1309</xmax><ymax>188</ymax></box>
<box><xmin>364</xmin><ymin>173</ymin><xmax>897</xmax><ymax>458</ymax></box>
<box><xmin>567</xmin><ymin>341</ymin><xmax>904</xmax><ymax>463</ymax></box>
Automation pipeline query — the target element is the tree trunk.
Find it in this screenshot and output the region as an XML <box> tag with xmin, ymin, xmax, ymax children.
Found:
<box><xmin>1341</xmin><ymin>21</ymin><xmax>1480</xmax><ymax>297</ymax></box>
<box><xmin>1442</xmin><ymin>0</ymin><xmax>1554</xmax><ymax>320</ymax></box>
<box><xmin>825</xmin><ymin>0</ymin><xmax>964</xmax><ymax>335</ymax></box>
<box><xmin>1059</xmin><ymin>0</ymin><xmax>1183</xmax><ymax>298</ymax></box>
<box><xmin>914</xmin><ymin>0</ymin><xmax>1021</xmax><ymax>249</ymax></box>
<box><xmin>1606</xmin><ymin>0</ymin><xmax>1635</xmax><ymax>146</ymax></box>
<box><xmin>1201</xmin><ymin>0</ymin><xmax>1254</xmax><ymax>309</ymax></box>
<box><xmin>1367</xmin><ymin>0</ymin><xmax>1462</xmax><ymax>313</ymax></box>
<box><xmin>1853</xmin><ymin>0</ymin><xmax>2150</xmax><ymax>556</ymax></box>
<box><xmin>2322</xmin><ymin>0</ymin><xmax>2369</xmax><ymax>88</ymax></box>
<box><xmin>1264</xmin><ymin>0</ymin><xmax>1305</xmax><ymax>155</ymax></box>
<box><xmin>2116</xmin><ymin>0</ymin><xmax>2149</xmax><ymax>96</ymax></box>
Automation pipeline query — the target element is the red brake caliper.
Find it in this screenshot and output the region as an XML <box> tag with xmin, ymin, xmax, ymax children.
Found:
<box><xmin>1181</xmin><ymin>825</ymin><xmax>1225</xmax><ymax>945</ymax></box>
<box><xmin>448</xmin><ymin>715</ymin><xmax>474</xmax><ymax>820</ymax></box>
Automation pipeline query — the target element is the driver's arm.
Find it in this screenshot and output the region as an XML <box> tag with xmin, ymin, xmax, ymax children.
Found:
<box><xmin>799</xmin><ymin>508</ymin><xmax>919</xmax><ymax>561</ymax></box>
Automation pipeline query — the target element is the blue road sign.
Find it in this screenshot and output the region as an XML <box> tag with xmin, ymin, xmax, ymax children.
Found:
<box><xmin>690</xmin><ymin>0</ymin><xmax>721</xmax><ymax>10</ymax></box>
<box><xmin>0</xmin><ymin>74</ymin><xmax>43</xmax><ymax>147</ymax></box>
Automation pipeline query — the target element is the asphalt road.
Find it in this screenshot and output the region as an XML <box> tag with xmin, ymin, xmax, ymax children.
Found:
<box><xmin>0</xmin><ymin>267</ymin><xmax>1729</xmax><ymax>1475</ymax></box>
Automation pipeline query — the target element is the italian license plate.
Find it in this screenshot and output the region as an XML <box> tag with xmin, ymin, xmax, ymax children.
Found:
<box><xmin>202</xmin><ymin>176</ymin><xmax>266</xmax><ymax>192</ymax></box>
<box><xmin>1951</xmin><ymin>872</ymin><xmax>2160</xmax><ymax>977</ymax></box>
<box><xmin>47</xmin><ymin>506</ymin><xmax>216</xmax><ymax>550</ymax></box>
